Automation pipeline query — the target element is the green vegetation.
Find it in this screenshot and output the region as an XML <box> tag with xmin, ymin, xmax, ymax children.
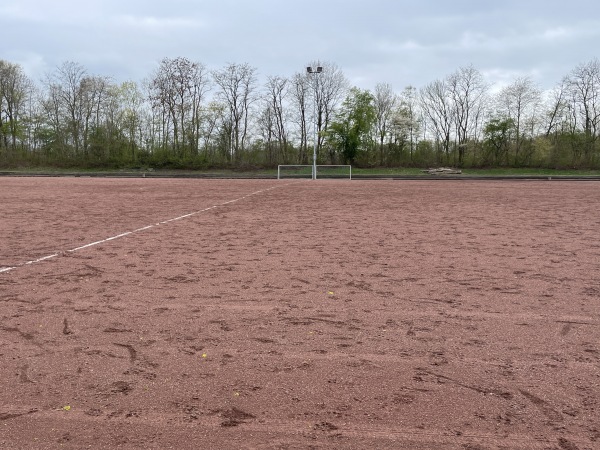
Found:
<box><xmin>459</xmin><ymin>168</ymin><xmax>600</xmax><ymax>176</ymax></box>
<box><xmin>1</xmin><ymin>57</ymin><xmax>600</xmax><ymax>172</ymax></box>
<box><xmin>2</xmin><ymin>166</ymin><xmax>599</xmax><ymax>179</ymax></box>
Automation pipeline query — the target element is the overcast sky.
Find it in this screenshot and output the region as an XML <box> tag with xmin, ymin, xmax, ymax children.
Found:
<box><xmin>2</xmin><ymin>0</ymin><xmax>599</xmax><ymax>93</ymax></box>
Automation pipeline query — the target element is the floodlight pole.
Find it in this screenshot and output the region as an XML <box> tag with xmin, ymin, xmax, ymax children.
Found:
<box><xmin>307</xmin><ymin>66</ymin><xmax>322</xmax><ymax>180</ymax></box>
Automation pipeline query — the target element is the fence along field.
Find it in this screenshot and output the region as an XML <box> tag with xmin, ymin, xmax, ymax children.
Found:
<box><xmin>0</xmin><ymin>177</ymin><xmax>599</xmax><ymax>449</ymax></box>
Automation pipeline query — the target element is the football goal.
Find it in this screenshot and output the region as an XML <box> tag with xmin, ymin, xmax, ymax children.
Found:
<box><xmin>277</xmin><ymin>165</ymin><xmax>352</xmax><ymax>180</ymax></box>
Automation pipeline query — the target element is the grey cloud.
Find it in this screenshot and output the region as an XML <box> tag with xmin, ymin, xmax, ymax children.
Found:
<box><xmin>1</xmin><ymin>0</ymin><xmax>598</xmax><ymax>92</ymax></box>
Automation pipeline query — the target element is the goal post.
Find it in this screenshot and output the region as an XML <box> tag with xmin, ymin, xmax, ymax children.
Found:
<box><xmin>277</xmin><ymin>164</ymin><xmax>352</xmax><ymax>180</ymax></box>
<box><xmin>277</xmin><ymin>165</ymin><xmax>313</xmax><ymax>179</ymax></box>
<box><xmin>316</xmin><ymin>165</ymin><xmax>352</xmax><ymax>180</ymax></box>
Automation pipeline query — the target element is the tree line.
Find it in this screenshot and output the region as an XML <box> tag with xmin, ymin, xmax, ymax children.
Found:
<box><xmin>1</xmin><ymin>57</ymin><xmax>599</xmax><ymax>169</ymax></box>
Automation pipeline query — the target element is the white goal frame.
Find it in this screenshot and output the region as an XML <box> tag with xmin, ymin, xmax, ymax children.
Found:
<box><xmin>277</xmin><ymin>164</ymin><xmax>352</xmax><ymax>180</ymax></box>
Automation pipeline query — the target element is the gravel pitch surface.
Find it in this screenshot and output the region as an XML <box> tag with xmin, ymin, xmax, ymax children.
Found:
<box><xmin>1</xmin><ymin>177</ymin><xmax>599</xmax><ymax>449</ymax></box>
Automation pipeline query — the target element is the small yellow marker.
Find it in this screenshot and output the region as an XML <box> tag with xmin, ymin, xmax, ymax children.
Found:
<box><xmin>62</xmin><ymin>406</ymin><xmax>71</xmax><ymax>411</ymax></box>
<box><xmin>201</xmin><ymin>353</ymin><xmax>207</xmax><ymax>358</ymax></box>
<box><xmin>327</xmin><ymin>291</ymin><xmax>334</xmax><ymax>295</ymax></box>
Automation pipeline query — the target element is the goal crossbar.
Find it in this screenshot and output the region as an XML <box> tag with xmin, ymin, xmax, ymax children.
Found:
<box><xmin>277</xmin><ymin>165</ymin><xmax>352</xmax><ymax>180</ymax></box>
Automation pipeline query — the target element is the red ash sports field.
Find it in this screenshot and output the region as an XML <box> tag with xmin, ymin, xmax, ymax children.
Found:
<box><xmin>1</xmin><ymin>177</ymin><xmax>599</xmax><ymax>449</ymax></box>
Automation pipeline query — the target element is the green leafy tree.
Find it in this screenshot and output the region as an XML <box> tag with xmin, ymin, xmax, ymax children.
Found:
<box><xmin>326</xmin><ymin>87</ymin><xmax>376</xmax><ymax>164</ymax></box>
<box><xmin>483</xmin><ymin>117</ymin><xmax>515</xmax><ymax>165</ymax></box>
<box><xmin>0</xmin><ymin>60</ymin><xmax>31</xmax><ymax>153</ymax></box>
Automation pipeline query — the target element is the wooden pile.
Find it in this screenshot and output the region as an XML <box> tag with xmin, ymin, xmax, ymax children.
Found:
<box><xmin>422</xmin><ymin>167</ymin><xmax>462</xmax><ymax>175</ymax></box>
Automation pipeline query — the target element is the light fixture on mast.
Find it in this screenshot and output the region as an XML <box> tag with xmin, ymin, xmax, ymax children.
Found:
<box><xmin>306</xmin><ymin>65</ymin><xmax>323</xmax><ymax>180</ymax></box>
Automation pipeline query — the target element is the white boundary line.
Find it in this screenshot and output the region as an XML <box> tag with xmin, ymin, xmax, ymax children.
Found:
<box><xmin>0</xmin><ymin>184</ymin><xmax>283</xmax><ymax>275</ymax></box>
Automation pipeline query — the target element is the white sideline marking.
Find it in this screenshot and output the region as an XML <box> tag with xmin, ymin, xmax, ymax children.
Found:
<box><xmin>1</xmin><ymin>184</ymin><xmax>283</xmax><ymax>275</ymax></box>
<box><xmin>70</xmin><ymin>231</ymin><xmax>133</xmax><ymax>252</ymax></box>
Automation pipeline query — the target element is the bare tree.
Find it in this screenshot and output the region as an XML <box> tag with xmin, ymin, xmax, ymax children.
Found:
<box><xmin>80</xmin><ymin>75</ymin><xmax>112</xmax><ymax>155</ymax></box>
<box><xmin>496</xmin><ymin>77</ymin><xmax>541</xmax><ymax>164</ymax></box>
<box><xmin>199</xmin><ymin>101</ymin><xmax>226</xmax><ymax>161</ymax></box>
<box><xmin>148</xmin><ymin>57</ymin><xmax>211</xmax><ymax>156</ymax></box>
<box><xmin>257</xmin><ymin>103</ymin><xmax>276</xmax><ymax>165</ymax></box>
<box><xmin>387</xmin><ymin>105</ymin><xmax>415</xmax><ymax>165</ymax></box>
<box><xmin>563</xmin><ymin>58</ymin><xmax>600</xmax><ymax>162</ymax></box>
<box><xmin>447</xmin><ymin>65</ymin><xmax>488</xmax><ymax>165</ymax></box>
<box><xmin>41</xmin><ymin>62</ymin><xmax>112</xmax><ymax>158</ymax></box>
<box><xmin>44</xmin><ymin>61</ymin><xmax>87</xmax><ymax>156</ymax></box>
<box><xmin>113</xmin><ymin>81</ymin><xmax>145</xmax><ymax>160</ymax></box>
<box><xmin>212</xmin><ymin>62</ymin><xmax>258</xmax><ymax>162</ymax></box>
<box><xmin>373</xmin><ymin>82</ymin><xmax>397</xmax><ymax>165</ymax></box>
<box><xmin>264</xmin><ymin>75</ymin><xmax>290</xmax><ymax>164</ymax></box>
<box><xmin>398</xmin><ymin>86</ymin><xmax>420</xmax><ymax>163</ymax></box>
<box><xmin>306</xmin><ymin>61</ymin><xmax>348</xmax><ymax>163</ymax></box>
<box><xmin>289</xmin><ymin>72</ymin><xmax>310</xmax><ymax>164</ymax></box>
<box><xmin>543</xmin><ymin>82</ymin><xmax>569</xmax><ymax>137</ymax></box>
<box><xmin>420</xmin><ymin>79</ymin><xmax>454</xmax><ymax>164</ymax></box>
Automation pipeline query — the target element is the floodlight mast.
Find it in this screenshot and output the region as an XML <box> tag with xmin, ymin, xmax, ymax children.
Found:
<box><xmin>307</xmin><ymin>65</ymin><xmax>323</xmax><ymax>180</ymax></box>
